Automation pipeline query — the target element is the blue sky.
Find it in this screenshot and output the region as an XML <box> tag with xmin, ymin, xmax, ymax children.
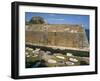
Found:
<box><xmin>25</xmin><ymin>12</ymin><xmax>89</xmax><ymax>29</ymax></box>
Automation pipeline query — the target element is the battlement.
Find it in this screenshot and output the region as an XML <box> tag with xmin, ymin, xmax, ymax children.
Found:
<box><xmin>26</xmin><ymin>24</ymin><xmax>84</xmax><ymax>32</ymax></box>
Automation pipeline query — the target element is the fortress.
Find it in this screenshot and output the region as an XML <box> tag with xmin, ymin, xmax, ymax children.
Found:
<box><xmin>25</xmin><ymin>17</ymin><xmax>89</xmax><ymax>50</ymax></box>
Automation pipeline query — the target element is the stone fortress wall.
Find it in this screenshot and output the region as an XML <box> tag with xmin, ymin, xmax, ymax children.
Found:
<box><xmin>25</xmin><ymin>24</ymin><xmax>89</xmax><ymax>49</ymax></box>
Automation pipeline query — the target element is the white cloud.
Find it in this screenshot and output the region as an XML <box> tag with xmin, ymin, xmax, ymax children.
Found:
<box><xmin>48</xmin><ymin>14</ymin><xmax>57</xmax><ymax>16</ymax></box>
<box><xmin>48</xmin><ymin>18</ymin><xmax>65</xmax><ymax>21</ymax></box>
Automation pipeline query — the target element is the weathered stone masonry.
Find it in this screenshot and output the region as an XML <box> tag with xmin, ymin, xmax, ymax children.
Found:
<box><xmin>25</xmin><ymin>24</ymin><xmax>89</xmax><ymax>49</ymax></box>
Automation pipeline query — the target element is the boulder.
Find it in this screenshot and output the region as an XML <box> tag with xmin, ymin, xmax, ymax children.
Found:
<box><xmin>66</xmin><ymin>53</ymin><xmax>73</xmax><ymax>56</ymax></box>
<box><xmin>66</xmin><ymin>61</ymin><xmax>74</xmax><ymax>65</ymax></box>
<box><xmin>69</xmin><ymin>58</ymin><xmax>78</xmax><ymax>62</ymax></box>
